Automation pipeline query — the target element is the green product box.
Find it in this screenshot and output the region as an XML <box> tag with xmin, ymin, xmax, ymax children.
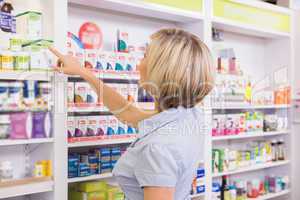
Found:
<box><xmin>78</xmin><ymin>181</ymin><xmax>108</xmax><ymax>193</ymax></box>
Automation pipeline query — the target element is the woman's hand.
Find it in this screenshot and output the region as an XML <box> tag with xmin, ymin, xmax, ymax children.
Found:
<box><xmin>49</xmin><ymin>47</ymin><xmax>84</xmax><ymax>76</ymax></box>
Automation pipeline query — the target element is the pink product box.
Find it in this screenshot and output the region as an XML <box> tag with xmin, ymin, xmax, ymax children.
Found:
<box><xmin>212</xmin><ymin>115</ymin><xmax>226</xmax><ymax>136</ymax></box>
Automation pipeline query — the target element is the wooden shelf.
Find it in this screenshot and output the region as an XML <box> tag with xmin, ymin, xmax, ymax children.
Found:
<box><xmin>0</xmin><ymin>177</ymin><xmax>53</xmax><ymax>199</ymax></box>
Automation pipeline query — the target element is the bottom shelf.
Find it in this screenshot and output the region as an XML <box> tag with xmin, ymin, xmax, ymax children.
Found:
<box><xmin>0</xmin><ymin>177</ymin><xmax>53</xmax><ymax>198</ymax></box>
<box><xmin>251</xmin><ymin>190</ymin><xmax>290</xmax><ymax>200</ymax></box>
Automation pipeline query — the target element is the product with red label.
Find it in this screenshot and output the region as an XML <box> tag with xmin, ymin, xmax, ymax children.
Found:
<box><xmin>67</xmin><ymin>116</ymin><xmax>75</xmax><ymax>138</ymax></box>
<box><xmin>84</xmin><ymin>49</ymin><xmax>97</xmax><ymax>69</ymax></box>
<box><xmin>9</xmin><ymin>112</ymin><xmax>32</xmax><ymax>139</ymax></box>
<box><xmin>107</xmin><ymin>115</ymin><xmax>118</xmax><ymax>135</ymax></box>
<box><xmin>74</xmin><ymin>82</ymin><xmax>89</xmax><ymax>104</ymax></box>
<box><xmin>117</xmin><ymin>29</ymin><xmax>128</xmax><ymax>53</ymax></box>
<box><xmin>68</xmin><ymin>82</ymin><xmax>75</xmax><ymax>104</ymax></box>
<box><xmin>79</xmin><ymin>22</ymin><xmax>103</xmax><ymax>49</ymax></box>
<box><xmin>75</xmin><ymin>116</ymin><xmax>87</xmax><ymax>137</ymax></box>
<box><xmin>98</xmin><ymin>116</ymin><xmax>107</xmax><ymax>136</ymax></box>
<box><xmin>86</xmin><ymin>116</ymin><xmax>98</xmax><ymax>137</ymax></box>
<box><xmin>106</xmin><ymin>52</ymin><xmax>116</xmax><ymax>70</ymax></box>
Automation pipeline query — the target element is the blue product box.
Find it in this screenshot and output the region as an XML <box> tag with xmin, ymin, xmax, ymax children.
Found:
<box><xmin>111</xmin><ymin>147</ymin><xmax>121</xmax><ymax>161</ymax></box>
<box><xmin>197</xmin><ymin>168</ymin><xmax>205</xmax><ymax>178</ymax></box>
<box><xmin>88</xmin><ymin>154</ymin><xmax>99</xmax><ymax>175</ymax></box>
<box><xmin>111</xmin><ymin>160</ymin><xmax>118</xmax><ymax>169</ymax></box>
<box><xmin>100</xmin><ymin>148</ymin><xmax>111</xmax><ymax>162</ymax></box>
<box><xmin>100</xmin><ymin>161</ymin><xmax>112</xmax><ymax>174</ymax></box>
<box><xmin>68</xmin><ymin>154</ymin><xmax>80</xmax><ymax>178</ymax></box>
<box><xmin>196</xmin><ymin>185</ymin><xmax>205</xmax><ymax>194</ymax></box>
<box><xmin>78</xmin><ymin>163</ymin><xmax>91</xmax><ymax>177</ymax></box>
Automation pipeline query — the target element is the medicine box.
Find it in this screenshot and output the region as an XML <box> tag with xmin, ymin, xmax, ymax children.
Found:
<box><xmin>16</xmin><ymin>11</ymin><xmax>42</xmax><ymax>41</ymax></box>
<box><xmin>75</xmin><ymin>82</ymin><xmax>89</xmax><ymax>104</ymax></box>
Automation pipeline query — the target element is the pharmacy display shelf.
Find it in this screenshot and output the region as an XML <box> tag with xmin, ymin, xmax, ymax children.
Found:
<box><xmin>68</xmin><ymin>0</ymin><xmax>204</xmax><ymax>23</ymax></box>
<box><xmin>0</xmin><ymin>106</ymin><xmax>52</xmax><ymax>113</ymax></box>
<box><xmin>212</xmin><ymin>17</ymin><xmax>291</xmax><ymax>39</ymax></box>
<box><xmin>212</xmin><ymin>104</ymin><xmax>291</xmax><ymax>110</ymax></box>
<box><xmin>68</xmin><ymin>135</ymin><xmax>137</xmax><ymax>148</ymax></box>
<box><xmin>212</xmin><ymin>130</ymin><xmax>289</xmax><ymax>141</ymax></box>
<box><xmin>69</xmin><ymin>70</ymin><xmax>140</xmax><ymax>81</ymax></box>
<box><xmin>252</xmin><ymin>189</ymin><xmax>290</xmax><ymax>200</ymax></box>
<box><xmin>68</xmin><ymin>173</ymin><xmax>113</xmax><ymax>183</ymax></box>
<box><xmin>68</xmin><ymin>102</ymin><xmax>155</xmax><ymax>113</ymax></box>
<box><xmin>0</xmin><ymin>179</ymin><xmax>54</xmax><ymax>199</ymax></box>
<box><xmin>0</xmin><ymin>70</ymin><xmax>53</xmax><ymax>81</ymax></box>
<box><xmin>213</xmin><ymin>160</ymin><xmax>290</xmax><ymax>178</ymax></box>
<box><xmin>0</xmin><ymin>138</ymin><xmax>54</xmax><ymax>146</ymax></box>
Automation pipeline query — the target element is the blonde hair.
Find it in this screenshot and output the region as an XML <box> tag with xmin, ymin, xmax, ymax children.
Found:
<box><xmin>144</xmin><ymin>28</ymin><xmax>215</xmax><ymax>111</ymax></box>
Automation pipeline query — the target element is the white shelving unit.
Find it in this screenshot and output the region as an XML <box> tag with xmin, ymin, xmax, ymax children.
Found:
<box><xmin>0</xmin><ymin>180</ymin><xmax>54</xmax><ymax>199</ymax></box>
<box><xmin>213</xmin><ymin>160</ymin><xmax>290</xmax><ymax>177</ymax></box>
<box><xmin>68</xmin><ymin>136</ymin><xmax>137</xmax><ymax>148</ymax></box>
<box><xmin>212</xmin><ymin>130</ymin><xmax>290</xmax><ymax>141</ymax></box>
<box><xmin>0</xmin><ymin>138</ymin><xmax>54</xmax><ymax>147</ymax></box>
<box><xmin>1</xmin><ymin>0</ymin><xmax>294</xmax><ymax>200</ymax></box>
<box><xmin>68</xmin><ymin>173</ymin><xmax>113</xmax><ymax>183</ymax></box>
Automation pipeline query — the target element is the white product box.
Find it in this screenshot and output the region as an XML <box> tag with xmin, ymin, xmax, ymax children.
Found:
<box><xmin>128</xmin><ymin>84</ymin><xmax>138</xmax><ymax>102</ymax></box>
<box><xmin>115</xmin><ymin>53</ymin><xmax>126</xmax><ymax>71</ymax></box>
<box><xmin>67</xmin><ymin>82</ymin><xmax>75</xmax><ymax>103</ymax></box>
<box><xmin>87</xmin><ymin>86</ymin><xmax>98</xmax><ymax>104</ymax></box>
<box><xmin>98</xmin><ymin>115</ymin><xmax>108</xmax><ymax>135</ymax></box>
<box><xmin>96</xmin><ymin>51</ymin><xmax>108</xmax><ymax>70</ymax></box>
<box><xmin>86</xmin><ymin>116</ymin><xmax>98</xmax><ymax>137</ymax></box>
<box><xmin>84</xmin><ymin>49</ymin><xmax>97</xmax><ymax>69</ymax></box>
<box><xmin>106</xmin><ymin>52</ymin><xmax>117</xmax><ymax>70</ymax></box>
<box><xmin>16</xmin><ymin>11</ymin><xmax>42</xmax><ymax>41</ymax></box>
<box><xmin>74</xmin><ymin>82</ymin><xmax>89</xmax><ymax>104</ymax></box>
<box><xmin>67</xmin><ymin>116</ymin><xmax>75</xmax><ymax>138</ymax></box>
<box><xmin>75</xmin><ymin>116</ymin><xmax>87</xmax><ymax>137</ymax></box>
<box><xmin>107</xmin><ymin>115</ymin><xmax>118</xmax><ymax>135</ymax></box>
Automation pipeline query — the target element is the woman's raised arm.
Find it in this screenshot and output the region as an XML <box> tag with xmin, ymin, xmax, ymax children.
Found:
<box><xmin>49</xmin><ymin>47</ymin><xmax>155</xmax><ymax>127</ymax></box>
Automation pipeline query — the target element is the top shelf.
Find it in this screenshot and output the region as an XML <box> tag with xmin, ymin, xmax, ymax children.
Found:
<box><xmin>68</xmin><ymin>0</ymin><xmax>204</xmax><ymax>23</ymax></box>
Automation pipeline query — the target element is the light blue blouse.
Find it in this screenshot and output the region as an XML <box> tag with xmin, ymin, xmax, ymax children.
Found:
<box><xmin>112</xmin><ymin>106</ymin><xmax>206</xmax><ymax>200</ymax></box>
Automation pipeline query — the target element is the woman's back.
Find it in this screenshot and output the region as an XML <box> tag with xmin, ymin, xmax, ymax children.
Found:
<box><xmin>113</xmin><ymin>106</ymin><xmax>206</xmax><ymax>200</ymax></box>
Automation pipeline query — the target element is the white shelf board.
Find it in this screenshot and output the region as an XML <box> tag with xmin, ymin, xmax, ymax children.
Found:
<box><xmin>68</xmin><ymin>136</ymin><xmax>137</xmax><ymax>148</ymax></box>
<box><xmin>0</xmin><ymin>180</ymin><xmax>54</xmax><ymax>199</ymax></box>
<box><xmin>68</xmin><ymin>0</ymin><xmax>204</xmax><ymax>23</ymax></box>
<box><xmin>0</xmin><ymin>138</ymin><xmax>54</xmax><ymax>146</ymax></box>
<box><xmin>0</xmin><ymin>71</ymin><xmax>53</xmax><ymax>81</ymax></box>
<box><xmin>253</xmin><ymin>190</ymin><xmax>290</xmax><ymax>200</ymax></box>
<box><xmin>212</xmin><ymin>104</ymin><xmax>291</xmax><ymax>110</ymax></box>
<box><xmin>212</xmin><ymin>16</ymin><xmax>290</xmax><ymax>39</ymax></box>
<box><xmin>69</xmin><ymin>71</ymin><xmax>140</xmax><ymax>81</ymax></box>
<box><xmin>213</xmin><ymin>160</ymin><xmax>290</xmax><ymax>178</ymax></box>
<box><xmin>190</xmin><ymin>193</ymin><xmax>205</xmax><ymax>199</ymax></box>
<box><xmin>230</xmin><ymin>0</ymin><xmax>291</xmax><ymax>14</ymax></box>
<box><xmin>68</xmin><ymin>173</ymin><xmax>113</xmax><ymax>183</ymax></box>
<box><xmin>212</xmin><ymin>130</ymin><xmax>289</xmax><ymax>141</ymax></box>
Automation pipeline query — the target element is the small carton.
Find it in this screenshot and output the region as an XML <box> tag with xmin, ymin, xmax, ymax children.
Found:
<box><xmin>67</xmin><ymin>116</ymin><xmax>75</xmax><ymax>138</ymax></box>
<box><xmin>16</xmin><ymin>11</ymin><xmax>42</xmax><ymax>41</ymax></box>
<box><xmin>84</xmin><ymin>49</ymin><xmax>97</xmax><ymax>69</ymax></box>
<box><xmin>107</xmin><ymin>115</ymin><xmax>118</xmax><ymax>135</ymax></box>
<box><xmin>98</xmin><ymin>115</ymin><xmax>107</xmax><ymax>136</ymax></box>
<box><xmin>74</xmin><ymin>82</ymin><xmax>89</xmax><ymax>104</ymax></box>
<box><xmin>67</xmin><ymin>82</ymin><xmax>75</xmax><ymax>103</ymax></box>
<box><xmin>117</xmin><ymin>29</ymin><xmax>129</xmax><ymax>53</ymax></box>
<box><xmin>86</xmin><ymin>116</ymin><xmax>98</xmax><ymax>137</ymax></box>
<box><xmin>74</xmin><ymin>116</ymin><xmax>87</xmax><ymax>137</ymax></box>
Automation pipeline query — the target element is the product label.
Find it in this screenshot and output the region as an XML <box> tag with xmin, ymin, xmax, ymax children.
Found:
<box><xmin>0</xmin><ymin>12</ymin><xmax>11</xmax><ymax>31</ymax></box>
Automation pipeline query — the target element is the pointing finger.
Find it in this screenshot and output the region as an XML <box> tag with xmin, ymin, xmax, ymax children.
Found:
<box><xmin>49</xmin><ymin>46</ymin><xmax>64</xmax><ymax>59</ymax></box>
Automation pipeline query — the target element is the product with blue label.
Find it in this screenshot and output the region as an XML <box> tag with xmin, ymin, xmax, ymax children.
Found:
<box><xmin>78</xmin><ymin>163</ymin><xmax>90</xmax><ymax>177</ymax></box>
<box><xmin>100</xmin><ymin>161</ymin><xmax>112</xmax><ymax>174</ymax></box>
<box><xmin>68</xmin><ymin>154</ymin><xmax>80</xmax><ymax>178</ymax></box>
<box><xmin>111</xmin><ymin>147</ymin><xmax>121</xmax><ymax>161</ymax></box>
<box><xmin>88</xmin><ymin>154</ymin><xmax>98</xmax><ymax>175</ymax></box>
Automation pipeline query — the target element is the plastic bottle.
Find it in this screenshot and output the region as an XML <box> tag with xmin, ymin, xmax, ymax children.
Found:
<box><xmin>277</xmin><ymin>139</ymin><xmax>285</xmax><ymax>161</ymax></box>
<box><xmin>271</xmin><ymin>140</ymin><xmax>277</xmax><ymax>162</ymax></box>
<box><xmin>0</xmin><ymin>0</ymin><xmax>14</xmax><ymax>32</ymax></box>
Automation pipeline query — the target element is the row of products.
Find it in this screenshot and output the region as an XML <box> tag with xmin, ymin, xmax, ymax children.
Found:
<box><xmin>0</xmin><ymin>160</ymin><xmax>52</xmax><ymax>182</ymax></box>
<box><xmin>0</xmin><ymin>112</ymin><xmax>52</xmax><ymax>139</ymax></box>
<box><xmin>69</xmin><ymin>181</ymin><xmax>125</xmax><ymax>200</ymax></box>
<box><xmin>0</xmin><ymin>39</ymin><xmax>53</xmax><ymax>71</ymax></box>
<box><xmin>212</xmin><ymin>175</ymin><xmax>289</xmax><ymax>200</ymax></box>
<box><xmin>68</xmin><ymin>22</ymin><xmax>146</xmax><ymax>70</ymax></box>
<box><xmin>191</xmin><ymin>167</ymin><xmax>205</xmax><ymax>195</ymax></box>
<box><xmin>67</xmin><ymin>115</ymin><xmax>137</xmax><ymax>138</ymax></box>
<box><xmin>212</xmin><ymin>140</ymin><xmax>286</xmax><ymax>173</ymax></box>
<box><xmin>212</xmin><ymin>72</ymin><xmax>291</xmax><ymax>106</ymax></box>
<box><xmin>0</xmin><ymin>1</ymin><xmax>42</xmax><ymax>40</ymax></box>
<box><xmin>0</xmin><ymin>1</ymin><xmax>54</xmax><ymax>71</ymax></box>
<box><xmin>212</xmin><ymin>112</ymin><xmax>288</xmax><ymax>137</ymax></box>
<box><xmin>68</xmin><ymin>82</ymin><xmax>138</xmax><ymax>105</ymax></box>
<box><xmin>68</xmin><ymin>146</ymin><xmax>126</xmax><ymax>178</ymax></box>
<box><xmin>0</xmin><ymin>81</ymin><xmax>51</xmax><ymax>108</ymax></box>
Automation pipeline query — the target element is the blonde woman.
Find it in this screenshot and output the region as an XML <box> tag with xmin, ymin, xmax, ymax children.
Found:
<box><xmin>50</xmin><ymin>28</ymin><xmax>214</xmax><ymax>200</ymax></box>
